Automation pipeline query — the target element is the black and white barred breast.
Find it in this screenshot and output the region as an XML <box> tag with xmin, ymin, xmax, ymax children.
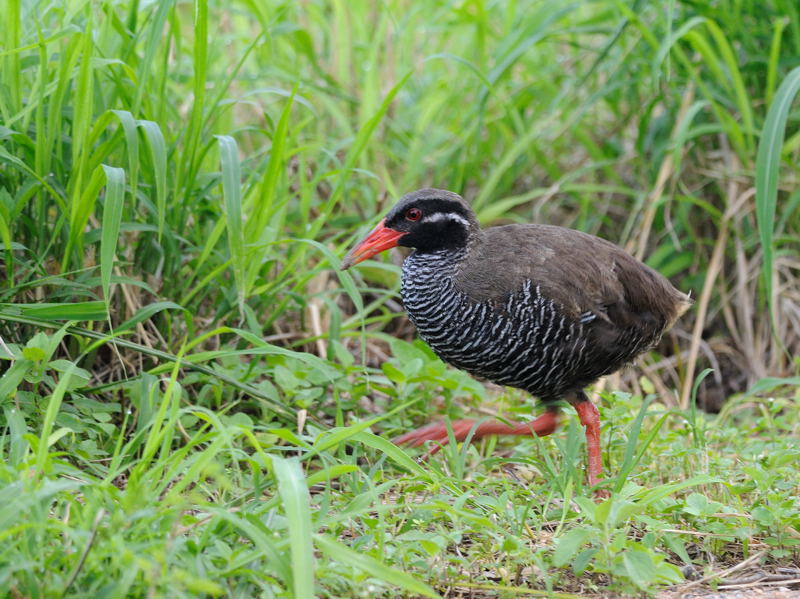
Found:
<box><xmin>400</xmin><ymin>249</ymin><xmax>646</xmax><ymax>402</ymax></box>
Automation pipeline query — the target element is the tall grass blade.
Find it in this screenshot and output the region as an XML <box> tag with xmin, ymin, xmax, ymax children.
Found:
<box><xmin>67</xmin><ymin>10</ymin><xmax>95</xmax><ymax>206</ymax></box>
<box><xmin>110</xmin><ymin>110</ymin><xmax>139</xmax><ymax>199</ymax></box>
<box><xmin>64</xmin><ymin>165</ymin><xmax>105</xmax><ymax>271</ymax></box>
<box><xmin>755</xmin><ymin>66</ymin><xmax>800</xmax><ymax>321</ymax></box>
<box><xmin>613</xmin><ymin>395</ymin><xmax>660</xmax><ymax>492</ymax></box>
<box><xmin>313</xmin><ymin>71</ymin><xmax>412</xmax><ymax>238</ymax></box>
<box><xmin>132</xmin><ymin>0</ymin><xmax>174</xmax><ymax>115</ymax></box>
<box><xmin>100</xmin><ymin>165</ymin><xmax>125</xmax><ymax>310</ymax></box>
<box><xmin>250</xmin><ymin>90</ymin><xmax>293</xmax><ymax>242</ymax></box>
<box><xmin>34</xmin><ymin>354</ymin><xmax>75</xmax><ymax>477</ymax></box>
<box><xmin>0</xmin><ymin>191</ymin><xmax>14</xmax><ymax>282</ymax></box>
<box><xmin>216</xmin><ymin>134</ymin><xmax>245</xmax><ymax>313</ymax></box>
<box><xmin>138</xmin><ymin>120</ymin><xmax>168</xmax><ymax>240</ymax></box>
<box><xmin>175</xmin><ymin>0</ymin><xmax>208</xmax><ymax>205</ymax></box>
<box><xmin>273</xmin><ymin>456</ymin><xmax>315</xmax><ymax>599</ymax></box>
<box><xmin>766</xmin><ymin>18</ymin><xmax>789</xmax><ymax>108</ymax></box>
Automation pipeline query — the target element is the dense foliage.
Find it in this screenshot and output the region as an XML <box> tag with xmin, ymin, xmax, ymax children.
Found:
<box><xmin>0</xmin><ymin>0</ymin><xmax>799</xmax><ymax>596</ymax></box>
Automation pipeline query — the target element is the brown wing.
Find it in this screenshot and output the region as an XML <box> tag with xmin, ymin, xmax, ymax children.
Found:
<box><xmin>454</xmin><ymin>224</ymin><xmax>690</xmax><ymax>332</ymax></box>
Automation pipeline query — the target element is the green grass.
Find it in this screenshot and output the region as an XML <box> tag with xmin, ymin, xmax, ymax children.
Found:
<box><xmin>1</xmin><ymin>0</ymin><xmax>799</xmax><ymax>596</ymax></box>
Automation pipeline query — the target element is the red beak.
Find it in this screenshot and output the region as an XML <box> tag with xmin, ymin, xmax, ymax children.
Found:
<box><xmin>341</xmin><ymin>219</ymin><xmax>405</xmax><ymax>270</ymax></box>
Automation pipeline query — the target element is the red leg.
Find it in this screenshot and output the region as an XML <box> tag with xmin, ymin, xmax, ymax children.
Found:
<box><xmin>394</xmin><ymin>410</ymin><xmax>559</xmax><ymax>456</ymax></box>
<box><xmin>572</xmin><ymin>398</ymin><xmax>604</xmax><ymax>491</ymax></box>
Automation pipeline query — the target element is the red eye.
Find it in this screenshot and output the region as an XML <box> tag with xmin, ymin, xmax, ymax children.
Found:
<box><xmin>406</xmin><ymin>208</ymin><xmax>422</xmax><ymax>221</ymax></box>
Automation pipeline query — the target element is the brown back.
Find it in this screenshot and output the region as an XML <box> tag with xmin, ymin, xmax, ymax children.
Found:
<box><xmin>454</xmin><ymin>224</ymin><xmax>690</xmax><ymax>331</ymax></box>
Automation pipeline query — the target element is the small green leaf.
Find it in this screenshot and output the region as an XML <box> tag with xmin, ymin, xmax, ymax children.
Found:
<box><xmin>573</xmin><ymin>547</ymin><xmax>598</xmax><ymax>575</ymax></box>
<box><xmin>554</xmin><ymin>528</ymin><xmax>593</xmax><ymax>567</ymax></box>
<box><xmin>751</xmin><ymin>506</ymin><xmax>775</xmax><ymax>526</ymax></box>
<box><xmin>622</xmin><ymin>544</ymin><xmax>658</xmax><ymax>590</ymax></box>
<box><xmin>23</xmin><ymin>347</ymin><xmax>46</xmax><ymax>362</ymax></box>
<box><xmin>382</xmin><ymin>362</ymin><xmax>406</xmax><ymax>383</ymax></box>
<box><xmin>684</xmin><ymin>492</ymin><xmax>709</xmax><ymax>516</ymax></box>
<box><xmin>274</xmin><ymin>365</ymin><xmax>301</xmax><ymax>392</ymax></box>
<box><xmin>389</xmin><ymin>339</ymin><xmax>428</xmax><ymax>365</ymax></box>
<box><xmin>49</xmin><ymin>360</ymin><xmax>91</xmax><ymax>390</ymax></box>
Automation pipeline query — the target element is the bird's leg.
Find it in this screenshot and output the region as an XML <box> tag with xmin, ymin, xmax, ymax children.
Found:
<box><xmin>570</xmin><ymin>392</ymin><xmax>604</xmax><ymax>490</ymax></box>
<box><xmin>394</xmin><ymin>408</ymin><xmax>560</xmax><ymax>456</ymax></box>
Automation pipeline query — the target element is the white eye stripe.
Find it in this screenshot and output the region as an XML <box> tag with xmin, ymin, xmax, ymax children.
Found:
<box><xmin>422</xmin><ymin>212</ymin><xmax>470</xmax><ymax>227</ymax></box>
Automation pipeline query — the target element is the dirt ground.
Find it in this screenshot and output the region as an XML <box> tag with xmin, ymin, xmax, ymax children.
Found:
<box><xmin>658</xmin><ymin>588</ymin><xmax>800</xmax><ymax>599</ymax></box>
<box><xmin>656</xmin><ymin>560</ymin><xmax>800</xmax><ymax>599</ymax></box>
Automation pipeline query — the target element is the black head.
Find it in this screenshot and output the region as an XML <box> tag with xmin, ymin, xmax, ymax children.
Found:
<box><xmin>341</xmin><ymin>188</ymin><xmax>479</xmax><ymax>269</ymax></box>
<box><xmin>384</xmin><ymin>188</ymin><xmax>479</xmax><ymax>251</ymax></box>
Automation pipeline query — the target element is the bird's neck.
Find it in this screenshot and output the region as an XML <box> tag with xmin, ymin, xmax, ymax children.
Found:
<box><xmin>405</xmin><ymin>245</ymin><xmax>468</xmax><ymax>277</ymax></box>
<box><xmin>400</xmin><ymin>246</ymin><xmax>467</xmax><ymax>331</ymax></box>
<box><xmin>404</xmin><ymin>229</ymin><xmax>482</xmax><ymax>273</ymax></box>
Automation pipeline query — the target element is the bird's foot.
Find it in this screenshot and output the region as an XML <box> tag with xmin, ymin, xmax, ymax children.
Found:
<box><xmin>588</xmin><ymin>472</ymin><xmax>610</xmax><ymax>499</ymax></box>
<box><xmin>393</xmin><ymin>413</ymin><xmax>560</xmax><ymax>456</ymax></box>
<box><xmin>592</xmin><ymin>486</ymin><xmax>611</xmax><ymax>500</ymax></box>
<box><xmin>393</xmin><ymin>419</ymin><xmax>481</xmax><ymax>456</ymax></box>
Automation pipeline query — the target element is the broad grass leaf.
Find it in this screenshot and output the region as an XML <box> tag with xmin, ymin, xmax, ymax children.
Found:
<box><xmin>0</xmin><ymin>302</ymin><xmax>107</xmax><ymax>321</ymax></box>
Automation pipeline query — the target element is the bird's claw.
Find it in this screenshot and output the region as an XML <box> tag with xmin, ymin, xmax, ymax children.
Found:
<box><xmin>393</xmin><ymin>419</ymin><xmax>479</xmax><ymax>450</ymax></box>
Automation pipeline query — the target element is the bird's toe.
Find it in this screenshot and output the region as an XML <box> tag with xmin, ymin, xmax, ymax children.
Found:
<box><xmin>394</xmin><ymin>419</ymin><xmax>478</xmax><ymax>447</ymax></box>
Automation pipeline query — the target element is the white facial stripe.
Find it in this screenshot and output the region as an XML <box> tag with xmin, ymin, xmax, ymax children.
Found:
<box><xmin>422</xmin><ymin>212</ymin><xmax>470</xmax><ymax>227</ymax></box>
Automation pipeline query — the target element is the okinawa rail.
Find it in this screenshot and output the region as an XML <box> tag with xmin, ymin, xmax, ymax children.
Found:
<box><xmin>342</xmin><ymin>189</ymin><xmax>690</xmax><ymax>493</ymax></box>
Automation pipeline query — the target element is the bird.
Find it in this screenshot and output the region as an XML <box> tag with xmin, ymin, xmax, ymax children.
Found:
<box><xmin>341</xmin><ymin>188</ymin><xmax>691</xmax><ymax>493</ymax></box>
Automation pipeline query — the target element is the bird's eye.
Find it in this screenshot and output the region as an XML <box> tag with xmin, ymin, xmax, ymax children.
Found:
<box><xmin>406</xmin><ymin>208</ymin><xmax>422</xmax><ymax>221</ymax></box>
